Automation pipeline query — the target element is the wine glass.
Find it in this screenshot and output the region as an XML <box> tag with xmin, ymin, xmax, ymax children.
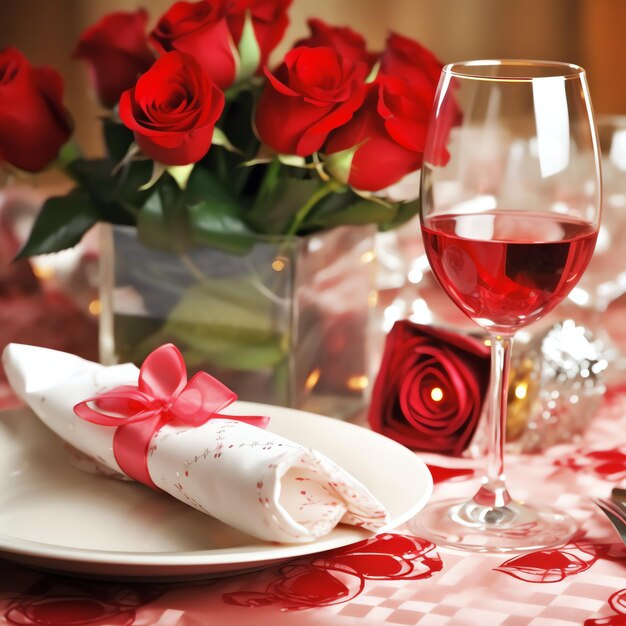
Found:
<box><xmin>568</xmin><ymin>115</ymin><xmax>626</xmax><ymax>315</ymax></box>
<box><xmin>413</xmin><ymin>60</ymin><xmax>601</xmax><ymax>552</ymax></box>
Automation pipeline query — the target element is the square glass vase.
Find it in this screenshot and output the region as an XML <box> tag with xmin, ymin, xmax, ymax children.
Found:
<box><xmin>99</xmin><ymin>224</ymin><xmax>377</xmax><ymax>418</ymax></box>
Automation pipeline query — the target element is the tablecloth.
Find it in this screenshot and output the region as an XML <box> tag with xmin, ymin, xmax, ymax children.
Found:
<box><xmin>1</xmin><ymin>387</ymin><xmax>625</xmax><ymax>626</ymax></box>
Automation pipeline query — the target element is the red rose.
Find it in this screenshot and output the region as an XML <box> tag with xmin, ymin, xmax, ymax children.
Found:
<box><xmin>119</xmin><ymin>51</ymin><xmax>224</xmax><ymax>165</ymax></box>
<box><xmin>0</xmin><ymin>48</ymin><xmax>72</xmax><ymax>173</ymax></box>
<box><xmin>73</xmin><ymin>10</ymin><xmax>154</xmax><ymax>108</ymax></box>
<box><xmin>368</xmin><ymin>320</ymin><xmax>490</xmax><ymax>455</ymax></box>
<box><xmin>255</xmin><ymin>46</ymin><xmax>368</xmax><ymax>156</ymax></box>
<box><xmin>380</xmin><ymin>32</ymin><xmax>442</xmax><ymax>93</ymax></box>
<box><xmin>226</xmin><ymin>0</ymin><xmax>292</xmax><ymax>72</ymax></box>
<box><xmin>324</xmin><ymin>75</ymin><xmax>431</xmax><ymax>191</ymax></box>
<box><xmin>294</xmin><ymin>18</ymin><xmax>376</xmax><ymax>69</ymax></box>
<box><xmin>150</xmin><ymin>0</ymin><xmax>236</xmax><ymax>90</ymax></box>
<box><xmin>380</xmin><ymin>33</ymin><xmax>459</xmax><ymax>168</ymax></box>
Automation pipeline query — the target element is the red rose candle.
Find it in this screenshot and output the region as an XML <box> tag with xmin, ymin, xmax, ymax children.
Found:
<box><xmin>368</xmin><ymin>321</ymin><xmax>490</xmax><ymax>456</ymax></box>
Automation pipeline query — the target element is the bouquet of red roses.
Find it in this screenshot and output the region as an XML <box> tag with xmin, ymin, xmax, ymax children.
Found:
<box><xmin>0</xmin><ymin>1</ymin><xmax>446</xmax><ymax>257</ymax></box>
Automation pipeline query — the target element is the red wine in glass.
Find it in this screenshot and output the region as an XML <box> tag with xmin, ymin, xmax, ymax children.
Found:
<box><xmin>421</xmin><ymin>211</ymin><xmax>598</xmax><ymax>333</ymax></box>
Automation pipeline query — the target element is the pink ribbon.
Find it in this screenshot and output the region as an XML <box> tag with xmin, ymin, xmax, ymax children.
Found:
<box><xmin>74</xmin><ymin>343</ymin><xmax>269</xmax><ymax>489</ymax></box>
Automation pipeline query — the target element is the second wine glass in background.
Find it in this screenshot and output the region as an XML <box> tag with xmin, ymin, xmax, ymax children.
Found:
<box><xmin>568</xmin><ymin>116</ymin><xmax>626</xmax><ymax>315</ymax></box>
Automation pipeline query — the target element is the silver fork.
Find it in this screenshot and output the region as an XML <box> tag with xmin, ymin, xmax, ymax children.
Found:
<box><xmin>611</xmin><ymin>487</ymin><xmax>626</xmax><ymax>509</ymax></box>
<box><xmin>591</xmin><ymin>495</ymin><xmax>626</xmax><ymax>544</ymax></box>
<box><xmin>591</xmin><ymin>494</ymin><xmax>626</xmax><ymax>544</ymax></box>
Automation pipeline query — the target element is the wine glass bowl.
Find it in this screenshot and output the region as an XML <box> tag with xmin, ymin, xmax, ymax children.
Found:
<box><xmin>421</xmin><ymin>212</ymin><xmax>597</xmax><ymax>334</ymax></box>
<box><xmin>412</xmin><ymin>60</ymin><xmax>601</xmax><ymax>552</ymax></box>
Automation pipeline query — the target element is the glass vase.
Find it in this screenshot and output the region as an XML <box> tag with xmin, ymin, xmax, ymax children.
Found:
<box><xmin>99</xmin><ymin>224</ymin><xmax>376</xmax><ymax>417</ymax></box>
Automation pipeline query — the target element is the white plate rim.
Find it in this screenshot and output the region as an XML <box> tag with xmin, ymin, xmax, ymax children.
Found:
<box><xmin>0</xmin><ymin>402</ymin><xmax>432</xmax><ymax>573</ymax></box>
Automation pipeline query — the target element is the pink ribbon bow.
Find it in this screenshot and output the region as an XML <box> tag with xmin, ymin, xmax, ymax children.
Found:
<box><xmin>74</xmin><ymin>343</ymin><xmax>269</xmax><ymax>489</ymax></box>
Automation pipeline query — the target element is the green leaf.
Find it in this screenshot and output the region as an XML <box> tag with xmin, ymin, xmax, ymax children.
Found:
<box><xmin>131</xmin><ymin>279</ymin><xmax>286</xmax><ymax>370</ymax></box>
<box><xmin>285</xmin><ymin>180</ymin><xmax>343</xmax><ymax>236</ymax></box>
<box><xmin>304</xmin><ymin>198</ymin><xmax>398</xmax><ymax>229</ymax></box>
<box><xmin>212</xmin><ymin>127</ymin><xmax>243</xmax><ymax>154</ymax></box>
<box><xmin>380</xmin><ymin>197</ymin><xmax>421</xmax><ymax>231</ymax></box>
<box><xmin>15</xmin><ymin>191</ymin><xmax>100</xmax><ymax>258</ymax></box>
<box><xmin>299</xmin><ymin>185</ymin><xmax>399</xmax><ymax>231</ymax></box>
<box><xmin>137</xmin><ymin>177</ymin><xmax>191</xmax><ymax>252</ymax></box>
<box><xmin>249</xmin><ymin>158</ymin><xmax>281</xmax><ymax>209</ymax></box>
<box><xmin>202</xmin><ymin>89</ymin><xmax>260</xmax><ymax>195</ymax></box>
<box><xmin>188</xmin><ymin>202</ymin><xmax>255</xmax><ymax>253</ymax></box>
<box><xmin>215</xmin><ymin>91</ymin><xmax>259</xmax><ymax>157</ymax></box>
<box><xmin>185</xmin><ymin>167</ymin><xmax>254</xmax><ymax>253</ymax></box>
<box><xmin>103</xmin><ymin>119</ymin><xmax>135</xmax><ymax>162</ymax></box>
<box><xmin>113</xmin><ymin>160</ymin><xmax>154</xmax><ymax>205</ymax></box>
<box><xmin>67</xmin><ymin>157</ymin><xmax>152</xmax><ymax>225</ymax></box>
<box><xmin>246</xmin><ymin>161</ymin><xmax>321</xmax><ymax>235</ymax></box>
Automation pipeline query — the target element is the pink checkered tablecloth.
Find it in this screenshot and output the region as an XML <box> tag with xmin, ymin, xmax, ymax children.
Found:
<box><xmin>1</xmin><ymin>391</ymin><xmax>626</xmax><ymax>626</ymax></box>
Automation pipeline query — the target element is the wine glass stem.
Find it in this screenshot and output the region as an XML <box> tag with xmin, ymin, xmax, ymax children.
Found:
<box><xmin>473</xmin><ymin>333</ymin><xmax>514</xmax><ymax>509</ymax></box>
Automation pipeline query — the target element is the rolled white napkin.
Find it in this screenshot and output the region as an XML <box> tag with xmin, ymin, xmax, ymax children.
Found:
<box><xmin>3</xmin><ymin>343</ymin><xmax>388</xmax><ymax>543</ymax></box>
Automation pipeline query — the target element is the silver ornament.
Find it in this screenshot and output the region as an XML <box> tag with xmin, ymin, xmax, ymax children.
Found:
<box><xmin>507</xmin><ymin>319</ymin><xmax>608</xmax><ymax>453</ymax></box>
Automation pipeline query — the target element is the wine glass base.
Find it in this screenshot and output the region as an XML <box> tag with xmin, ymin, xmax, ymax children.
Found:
<box><xmin>408</xmin><ymin>498</ymin><xmax>578</xmax><ymax>553</ymax></box>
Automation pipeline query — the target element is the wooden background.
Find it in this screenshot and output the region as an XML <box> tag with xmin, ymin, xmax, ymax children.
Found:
<box><xmin>1</xmin><ymin>0</ymin><xmax>624</xmax><ymax>156</ymax></box>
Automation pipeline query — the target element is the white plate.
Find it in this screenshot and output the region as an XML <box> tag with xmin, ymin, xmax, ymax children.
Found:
<box><xmin>0</xmin><ymin>403</ymin><xmax>432</xmax><ymax>580</ymax></box>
